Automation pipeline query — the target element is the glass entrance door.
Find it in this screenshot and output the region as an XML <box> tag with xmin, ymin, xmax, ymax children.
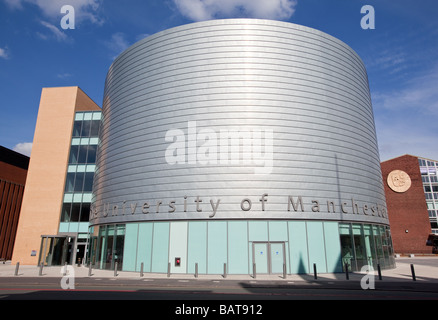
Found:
<box><xmin>252</xmin><ymin>242</ymin><xmax>285</xmax><ymax>274</ymax></box>
<box><xmin>253</xmin><ymin>243</ymin><xmax>269</xmax><ymax>274</ymax></box>
<box><xmin>270</xmin><ymin>242</ymin><xmax>285</xmax><ymax>274</ymax></box>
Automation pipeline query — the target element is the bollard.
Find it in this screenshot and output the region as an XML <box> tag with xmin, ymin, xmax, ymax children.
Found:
<box><xmin>39</xmin><ymin>263</ymin><xmax>44</xmax><ymax>276</ymax></box>
<box><xmin>345</xmin><ymin>262</ymin><xmax>349</xmax><ymax>280</ymax></box>
<box><xmin>167</xmin><ymin>262</ymin><xmax>171</xmax><ymax>278</ymax></box>
<box><xmin>114</xmin><ymin>262</ymin><xmax>118</xmax><ymax>277</ymax></box>
<box><xmin>377</xmin><ymin>264</ymin><xmax>382</xmax><ymax>280</ymax></box>
<box><xmin>253</xmin><ymin>263</ymin><xmax>256</xmax><ymax>279</ymax></box>
<box><xmin>140</xmin><ymin>262</ymin><xmax>144</xmax><ymax>277</ymax></box>
<box><xmin>410</xmin><ymin>264</ymin><xmax>416</xmax><ymax>281</ymax></box>
<box><xmin>14</xmin><ymin>262</ymin><xmax>20</xmax><ymax>276</ymax></box>
<box><xmin>195</xmin><ymin>263</ymin><xmax>198</xmax><ymax>278</ymax></box>
<box><xmin>63</xmin><ymin>262</ymin><xmax>68</xmax><ymax>276</ymax></box>
<box><xmin>88</xmin><ymin>263</ymin><xmax>93</xmax><ymax>277</ymax></box>
<box><xmin>313</xmin><ymin>263</ymin><xmax>317</xmax><ymax>280</ymax></box>
<box><xmin>223</xmin><ymin>263</ymin><xmax>227</xmax><ymax>278</ymax></box>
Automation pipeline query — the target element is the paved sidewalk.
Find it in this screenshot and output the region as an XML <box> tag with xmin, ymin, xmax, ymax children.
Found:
<box><xmin>1</xmin><ymin>256</ymin><xmax>437</xmax><ymax>283</ymax></box>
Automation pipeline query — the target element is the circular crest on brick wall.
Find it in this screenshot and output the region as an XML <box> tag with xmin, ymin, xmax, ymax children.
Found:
<box><xmin>387</xmin><ymin>170</ymin><xmax>411</xmax><ymax>193</ymax></box>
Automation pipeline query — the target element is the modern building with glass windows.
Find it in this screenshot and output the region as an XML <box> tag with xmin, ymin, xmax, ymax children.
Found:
<box><xmin>11</xmin><ymin>87</ymin><xmax>101</xmax><ymax>266</ymax></box>
<box><xmin>86</xmin><ymin>19</ymin><xmax>395</xmax><ymax>275</ymax></box>
<box><xmin>381</xmin><ymin>154</ymin><xmax>437</xmax><ymax>254</ymax></box>
<box><xmin>10</xmin><ymin>20</ymin><xmax>396</xmax><ymax>274</ymax></box>
<box><xmin>419</xmin><ymin>157</ymin><xmax>438</xmax><ymax>234</ymax></box>
<box><xmin>58</xmin><ymin>111</ymin><xmax>101</xmax><ymax>264</ymax></box>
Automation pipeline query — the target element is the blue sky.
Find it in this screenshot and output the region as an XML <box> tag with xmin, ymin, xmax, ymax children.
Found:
<box><xmin>0</xmin><ymin>0</ymin><xmax>437</xmax><ymax>161</ymax></box>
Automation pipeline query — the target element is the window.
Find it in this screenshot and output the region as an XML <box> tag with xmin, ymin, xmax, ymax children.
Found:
<box><xmin>77</xmin><ymin>145</ymin><xmax>88</xmax><ymax>164</ymax></box>
<box><xmin>70</xmin><ymin>203</ymin><xmax>81</xmax><ymax>221</ymax></box>
<box><xmin>86</xmin><ymin>145</ymin><xmax>97</xmax><ymax>163</ymax></box>
<box><xmin>73</xmin><ymin>121</ymin><xmax>82</xmax><ymax>137</ymax></box>
<box><xmin>61</xmin><ymin>203</ymin><xmax>91</xmax><ymax>222</ymax></box>
<box><xmin>81</xmin><ymin>120</ymin><xmax>91</xmax><ymax>137</ymax></box>
<box><xmin>65</xmin><ymin>173</ymin><xmax>75</xmax><ymax>192</ymax></box>
<box><xmin>61</xmin><ymin>203</ymin><xmax>72</xmax><ymax>222</ymax></box>
<box><xmin>80</xmin><ymin>203</ymin><xmax>90</xmax><ymax>221</ymax></box>
<box><xmin>72</xmin><ymin>113</ymin><xmax>100</xmax><ymax>138</ymax></box>
<box><xmin>69</xmin><ymin>145</ymin><xmax>79</xmax><ymax>163</ymax></box>
<box><xmin>60</xmin><ymin>111</ymin><xmax>100</xmax><ymax>230</ymax></box>
<box><xmin>90</xmin><ymin>120</ymin><xmax>100</xmax><ymax>137</ymax></box>
<box><xmin>74</xmin><ymin>172</ymin><xmax>85</xmax><ymax>192</ymax></box>
<box><xmin>83</xmin><ymin>172</ymin><xmax>94</xmax><ymax>192</ymax></box>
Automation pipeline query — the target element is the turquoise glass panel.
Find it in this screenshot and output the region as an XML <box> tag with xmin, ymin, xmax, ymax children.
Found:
<box><xmin>228</xmin><ymin>221</ymin><xmax>248</xmax><ymax>274</ymax></box>
<box><xmin>78</xmin><ymin>222</ymin><xmax>89</xmax><ymax>233</ymax></box>
<box><xmin>137</xmin><ymin>223</ymin><xmax>153</xmax><ymax>272</ymax></box>
<box><xmin>151</xmin><ymin>222</ymin><xmax>169</xmax><ymax>273</ymax></box>
<box><xmin>307</xmin><ymin>221</ymin><xmax>327</xmax><ymax>273</ymax></box>
<box><xmin>288</xmin><ymin>221</ymin><xmax>309</xmax><ymax>273</ymax></box>
<box><xmin>268</xmin><ymin>221</ymin><xmax>288</xmax><ymax>241</ymax></box>
<box><xmin>188</xmin><ymin>221</ymin><xmax>207</xmax><ymax>274</ymax></box>
<box><xmin>123</xmin><ymin>223</ymin><xmax>138</xmax><ymax>272</ymax></box>
<box><xmin>323</xmin><ymin>222</ymin><xmax>342</xmax><ymax>272</ymax></box>
<box><xmin>248</xmin><ymin>221</ymin><xmax>268</xmax><ymax>241</ymax></box>
<box><xmin>169</xmin><ymin>222</ymin><xmax>188</xmax><ymax>273</ymax></box>
<box><xmin>69</xmin><ymin>222</ymin><xmax>79</xmax><ymax>233</ymax></box>
<box><xmin>58</xmin><ymin>222</ymin><xmax>69</xmax><ymax>233</ymax></box>
<box><xmin>207</xmin><ymin>221</ymin><xmax>227</xmax><ymax>274</ymax></box>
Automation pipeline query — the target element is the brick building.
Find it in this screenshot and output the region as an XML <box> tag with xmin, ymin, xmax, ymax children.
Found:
<box><xmin>381</xmin><ymin>154</ymin><xmax>435</xmax><ymax>254</ymax></box>
<box><xmin>0</xmin><ymin>146</ymin><xmax>29</xmax><ymax>260</ymax></box>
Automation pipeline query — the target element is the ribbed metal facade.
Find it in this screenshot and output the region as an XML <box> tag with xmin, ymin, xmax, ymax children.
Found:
<box><xmin>91</xmin><ymin>19</ymin><xmax>388</xmax><ymax>227</ymax></box>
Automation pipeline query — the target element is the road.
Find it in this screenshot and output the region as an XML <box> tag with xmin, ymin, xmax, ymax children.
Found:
<box><xmin>0</xmin><ymin>275</ymin><xmax>437</xmax><ymax>300</ymax></box>
<box><xmin>1</xmin><ymin>266</ymin><xmax>437</xmax><ymax>318</ymax></box>
<box><xmin>1</xmin><ymin>255</ymin><xmax>438</xmax><ymax>317</ymax></box>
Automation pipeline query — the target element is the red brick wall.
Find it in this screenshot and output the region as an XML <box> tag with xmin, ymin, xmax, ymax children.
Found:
<box><xmin>381</xmin><ymin>155</ymin><xmax>432</xmax><ymax>254</ymax></box>
<box><xmin>0</xmin><ymin>148</ymin><xmax>29</xmax><ymax>260</ymax></box>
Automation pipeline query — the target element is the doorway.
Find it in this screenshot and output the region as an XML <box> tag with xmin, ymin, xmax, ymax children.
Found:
<box><xmin>75</xmin><ymin>242</ymin><xmax>86</xmax><ymax>265</ymax></box>
<box><xmin>252</xmin><ymin>242</ymin><xmax>286</xmax><ymax>274</ymax></box>
<box><xmin>38</xmin><ymin>236</ymin><xmax>68</xmax><ymax>266</ymax></box>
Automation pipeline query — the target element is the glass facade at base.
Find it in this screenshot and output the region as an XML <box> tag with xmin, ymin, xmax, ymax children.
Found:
<box><xmin>87</xmin><ymin>220</ymin><xmax>395</xmax><ymax>275</ymax></box>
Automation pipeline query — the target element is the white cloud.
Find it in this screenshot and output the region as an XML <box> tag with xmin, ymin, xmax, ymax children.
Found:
<box><xmin>57</xmin><ymin>72</ymin><xmax>73</xmax><ymax>79</ymax></box>
<box><xmin>173</xmin><ymin>0</ymin><xmax>298</xmax><ymax>21</ymax></box>
<box><xmin>374</xmin><ymin>63</ymin><xmax>438</xmax><ymax>161</ymax></box>
<box><xmin>104</xmin><ymin>32</ymin><xmax>131</xmax><ymax>59</ymax></box>
<box><xmin>13</xmin><ymin>142</ymin><xmax>32</xmax><ymax>157</ymax></box>
<box><xmin>0</xmin><ymin>47</ymin><xmax>9</xmax><ymax>59</ymax></box>
<box><xmin>39</xmin><ymin>20</ymin><xmax>69</xmax><ymax>42</ymax></box>
<box><xmin>373</xmin><ymin>64</ymin><xmax>438</xmax><ymax>115</ymax></box>
<box><xmin>4</xmin><ymin>0</ymin><xmax>103</xmax><ymax>25</ymax></box>
<box><xmin>3</xmin><ymin>0</ymin><xmax>23</xmax><ymax>9</ymax></box>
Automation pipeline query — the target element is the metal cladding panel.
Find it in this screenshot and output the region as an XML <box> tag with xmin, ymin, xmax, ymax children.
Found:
<box><xmin>91</xmin><ymin>19</ymin><xmax>388</xmax><ymax>226</ymax></box>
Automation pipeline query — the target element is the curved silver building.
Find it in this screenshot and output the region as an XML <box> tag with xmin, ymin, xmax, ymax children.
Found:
<box><xmin>89</xmin><ymin>19</ymin><xmax>395</xmax><ymax>275</ymax></box>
